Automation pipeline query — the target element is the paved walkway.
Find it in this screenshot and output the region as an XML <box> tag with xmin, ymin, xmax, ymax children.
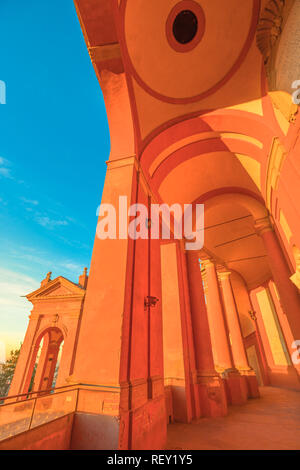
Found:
<box><xmin>167</xmin><ymin>387</ymin><xmax>300</xmax><ymax>450</ymax></box>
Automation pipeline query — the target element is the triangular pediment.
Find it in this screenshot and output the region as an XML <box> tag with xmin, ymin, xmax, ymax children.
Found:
<box><xmin>27</xmin><ymin>276</ymin><xmax>85</xmax><ymax>301</ymax></box>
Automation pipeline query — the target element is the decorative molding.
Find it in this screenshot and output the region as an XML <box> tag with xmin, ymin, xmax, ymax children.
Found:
<box><xmin>32</xmin><ymin>294</ymin><xmax>85</xmax><ymax>302</ymax></box>
<box><xmin>27</xmin><ymin>276</ymin><xmax>86</xmax><ymax>303</ymax></box>
<box><xmin>279</xmin><ymin>209</ymin><xmax>293</xmax><ymax>242</ymax></box>
<box><xmin>256</xmin><ymin>0</ymin><xmax>286</xmax><ymax>89</ymax></box>
<box><xmin>88</xmin><ymin>43</ymin><xmax>121</xmax><ymax>65</ymax></box>
<box><xmin>106</xmin><ymin>155</ymin><xmax>138</xmax><ymax>171</ymax></box>
<box><xmin>65</xmin><ymin>311</ymin><xmax>81</xmax><ymax>319</ymax></box>
<box><xmin>290</xmin><ymin>245</ymin><xmax>300</xmax><ymax>290</ymax></box>
<box><xmin>257</xmin><ymin>0</ymin><xmax>299</xmax><ymax>95</ymax></box>
<box><xmin>269</xmin><ymin>91</ymin><xmax>298</xmax><ymax>123</ymax></box>
<box><xmin>254</xmin><ymin>215</ymin><xmax>274</xmax><ymax>236</ymax></box>
<box><xmin>106</xmin><ymin>154</ymin><xmax>160</xmax><ymax>203</ymax></box>
<box><xmin>257</xmin><ymin>0</ymin><xmax>285</xmax><ymax>66</ymax></box>
<box><xmin>265</xmin><ymin>137</ymin><xmax>287</xmax><ymax>210</ymax></box>
<box><xmin>164</xmin><ymin>377</ymin><xmax>185</xmax><ymax>387</ymax></box>
<box><xmin>149</xmin><ymin>132</ymin><xmax>264</xmax><ymax>178</ymax></box>
<box><xmin>201</xmin><ymin>259</ymin><xmax>215</xmax><ymax>270</ymax></box>
<box><xmin>217</xmin><ymin>270</ymin><xmax>232</xmax><ymax>282</ymax></box>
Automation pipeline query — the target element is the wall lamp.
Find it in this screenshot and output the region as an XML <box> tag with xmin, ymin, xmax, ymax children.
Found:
<box><xmin>144</xmin><ymin>296</ymin><xmax>159</xmax><ymax>310</ymax></box>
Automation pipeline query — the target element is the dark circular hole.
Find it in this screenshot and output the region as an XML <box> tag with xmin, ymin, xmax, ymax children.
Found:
<box><xmin>172</xmin><ymin>10</ymin><xmax>198</xmax><ymax>45</ymax></box>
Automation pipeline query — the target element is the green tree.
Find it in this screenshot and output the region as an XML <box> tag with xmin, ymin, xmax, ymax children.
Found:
<box><xmin>0</xmin><ymin>348</ymin><xmax>20</xmax><ymax>400</ymax></box>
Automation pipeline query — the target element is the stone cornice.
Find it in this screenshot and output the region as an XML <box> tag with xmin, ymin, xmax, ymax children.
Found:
<box><xmin>106</xmin><ymin>155</ymin><xmax>138</xmax><ymax>171</ymax></box>
<box><xmin>217</xmin><ymin>271</ymin><xmax>232</xmax><ymax>282</ymax></box>
<box><xmin>106</xmin><ymin>154</ymin><xmax>159</xmax><ymax>203</ymax></box>
<box><xmin>26</xmin><ymin>276</ymin><xmax>86</xmax><ymax>304</ymax></box>
<box><xmin>88</xmin><ymin>43</ymin><xmax>121</xmax><ymax>65</ymax></box>
<box><xmin>266</xmin><ymin>137</ymin><xmax>287</xmax><ymax>211</ymax></box>
<box><xmin>31</xmin><ymin>294</ymin><xmax>85</xmax><ymax>302</ymax></box>
<box><xmin>254</xmin><ymin>215</ymin><xmax>274</xmax><ymax>236</ymax></box>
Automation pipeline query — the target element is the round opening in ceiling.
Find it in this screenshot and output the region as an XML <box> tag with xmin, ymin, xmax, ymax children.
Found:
<box><xmin>172</xmin><ymin>10</ymin><xmax>198</xmax><ymax>44</ymax></box>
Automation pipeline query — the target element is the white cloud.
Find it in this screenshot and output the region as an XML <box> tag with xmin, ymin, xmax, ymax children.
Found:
<box><xmin>0</xmin><ymin>268</ymin><xmax>39</xmax><ymax>345</ymax></box>
<box><xmin>0</xmin><ymin>157</ymin><xmax>12</xmax><ymax>179</ymax></box>
<box><xmin>35</xmin><ymin>216</ymin><xmax>68</xmax><ymax>229</ymax></box>
<box><xmin>20</xmin><ymin>197</ymin><xmax>39</xmax><ymax>206</ymax></box>
<box><xmin>0</xmin><ymin>267</ymin><xmax>37</xmax><ymax>287</ymax></box>
<box><xmin>0</xmin><ymin>167</ymin><xmax>12</xmax><ymax>178</ymax></box>
<box><xmin>7</xmin><ymin>245</ymin><xmax>84</xmax><ymax>278</ymax></box>
<box><xmin>60</xmin><ymin>261</ymin><xmax>82</xmax><ymax>273</ymax></box>
<box><xmin>9</xmin><ymin>250</ymin><xmax>50</xmax><ymax>267</ymax></box>
<box><xmin>8</xmin><ymin>247</ymin><xmax>83</xmax><ymax>275</ymax></box>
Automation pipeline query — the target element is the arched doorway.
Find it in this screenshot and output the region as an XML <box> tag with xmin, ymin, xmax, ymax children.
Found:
<box><xmin>26</xmin><ymin>327</ymin><xmax>64</xmax><ymax>395</ymax></box>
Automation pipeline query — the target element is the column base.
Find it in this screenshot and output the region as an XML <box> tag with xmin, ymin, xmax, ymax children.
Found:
<box><xmin>71</xmin><ymin>412</ymin><xmax>119</xmax><ymax>450</ymax></box>
<box><xmin>164</xmin><ymin>378</ymin><xmax>189</xmax><ymax>423</ymax></box>
<box><xmin>221</xmin><ymin>369</ymin><xmax>248</xmax><ymax>405</ymax></box>
<box><xmin>196</xmin><ymin>371</ymin><xmax>228</xmax><ymax>418</ymax></box>
<box><xmin>268</xmin><ymin>365</ymin><xmax>300</xmax><ymax>391</ymax></box>
<box><xmin>238</xmin><ymin>368</ymin><xmax>260</xmax><ymax>398</ymax></box>
<box><xmin>119</xmin><ymin>378</ymin><xmax>167</xmax><ymax>450</ymax></box>
<box><xmin>129</xmin><ymin>396</ymin><xmax>167</xmax><ymax>450</ymax></box>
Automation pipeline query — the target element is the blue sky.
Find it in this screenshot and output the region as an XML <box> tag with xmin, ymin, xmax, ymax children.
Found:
<box><xmin>0</xmin><ymin>0</ymin><xmax>110</xmax><ymax>356</ymax></box>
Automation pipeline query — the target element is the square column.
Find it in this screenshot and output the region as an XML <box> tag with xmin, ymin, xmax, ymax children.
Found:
<box><xmin>218</xmin><ymin>271</ymin><xmax>259</xmax><ymax>399</ymax></box>
<box><xmin>202</xmin><ymin>260</ymin><xmax>248</xmax><ymax>405</ymax></box>
<box><xmin>70</xmin><ymin>157</ymin><xmax>166</xmax><ymax>450</ymax></box>
<box><xmin>186</xmin><ymin>251</ymin><xmax>227</xmax><ymax>417</ymax></box>
<box><xmin>255</xmin><ymin>216</ymin><xmax>300</xmax><ymax>340</ymax></box>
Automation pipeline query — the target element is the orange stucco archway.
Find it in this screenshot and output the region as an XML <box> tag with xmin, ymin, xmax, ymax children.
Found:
<box><xmin>25</xmin><ymin>327</ymin><xmax>64</xmax><ymax>395</ymax></box>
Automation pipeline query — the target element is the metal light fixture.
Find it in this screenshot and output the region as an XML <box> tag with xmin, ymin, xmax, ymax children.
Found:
<box><xmin>144</xmin><ymin>296</ymin><xmax>159</xmax><ymax>310</ymax></box>
<box><xmin>248</xmin><ymin>310</ymin><xmax>257</xmax><ymax>321</ymax></box>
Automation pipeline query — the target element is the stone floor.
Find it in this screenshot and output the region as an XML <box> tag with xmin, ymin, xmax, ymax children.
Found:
<box><xmin>167</xmin><ymin>387</ymin><xmax>300</xmax><ymax>450</ymax></box>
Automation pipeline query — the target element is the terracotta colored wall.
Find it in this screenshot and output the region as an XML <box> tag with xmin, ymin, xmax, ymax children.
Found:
<box><xmin>230</xmin><ymin>272</ymin><xmax>255</xmax><ymax>338</ymax></box>
<box><xmin>161</xmin><ymin>243</ymin><xmax>185</xmax><ymax>381</ymax></box>
<box><xmin>246</xmin><ymin>344</ymin><xmax>263</xmax><ymax>386</ymax></box>
<box><xmin>72</xmin><ymin>162</ymin><xmax>136</xmax><ymax>387</ymax></box>
<box><xmin>70</xmin><ymin>412</ymin><xmax>119</xmax><ymax>450</ymax></box>
<box><xmin>250</xmin><ymin>287</ymin><xmax>300</xmax><ymax>390</ymax></box>
<box><xmin>129</xmin><ymin>396</ymin><xmax>167</xmax><ymax>450</ymax></box>
<box><xmin>160</xmin><ymin>242</ymin><xmax>187</xmax><ymax>423</ymax></box>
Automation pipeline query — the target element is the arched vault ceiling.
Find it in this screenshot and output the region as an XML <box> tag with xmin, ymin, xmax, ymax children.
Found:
<box><xmin>121</xmin><ymin>0</ymin><xmax>264</xmax><ymax>143</ymax></box>
<box><xmin>124</xmin><ymin>0</ymin><xmax>255</xmax><ymax>100</ymax></box>
<box><xmin>157</xmin><ymin>151</ymin><xmax>261</xmax><ymax>207</ymax></box>
<box><xmin>203</xmin><ymin>203</ymin><xmax>271</xmax><ymax>290</ymax></box>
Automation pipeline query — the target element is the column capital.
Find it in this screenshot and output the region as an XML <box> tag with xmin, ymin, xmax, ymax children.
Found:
<box><xmin>217</xmin><ymin>270</ymin><xmax>232</xmax><ymax>282</ymax></box>
<box><xmin>106</xmin><ymin>155</ymin><xmax>138</xmax><ymax>171</ymax></box>
<box><xmin>201</xmin><ymin>258</ymin><xmax>215</xmax><ymax>269</ymax></box>
<box><xmin>254</xmin><ymin>216</ymin><xmax>274</xmax><ymax>236</ymax></box>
